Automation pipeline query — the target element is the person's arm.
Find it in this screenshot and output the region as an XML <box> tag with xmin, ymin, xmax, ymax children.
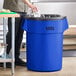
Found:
<box><xmin>22</xmin><ymin>0</ymin><xmax>38</xmax><ymax>12</ymax></box>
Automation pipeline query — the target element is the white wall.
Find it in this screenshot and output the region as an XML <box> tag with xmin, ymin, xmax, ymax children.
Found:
<box><xmin>0</xmin><ymin>0</ymin><xmax>3</xmax><ymax>43</ymax></box>
<box><xmin>0</xmin><ymin>0</ymin><xmax>4</xmax><ymax>10</ymax></box>
<box><xmin>0</xmin><ymin>0</ymin><xmax>4</xmax><ymax>25</ymax></box>
<box><xmin>31</xmin><ymin>0</ymin><xmax>76</xmax><ymax>2</ymax></box>
<box><xmin>34</xmin><ymin>2</ymin><xmax>76</xmax><ymax>25</ymax></box>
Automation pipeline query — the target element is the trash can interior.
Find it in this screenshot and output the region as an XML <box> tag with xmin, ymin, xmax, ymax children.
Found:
<box><xmin>25</xmin><ymin>14</ymin><xmax>66</xmax><ymax>20</ymax></box>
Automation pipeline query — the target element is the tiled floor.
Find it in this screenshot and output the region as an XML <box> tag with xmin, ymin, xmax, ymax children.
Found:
<box><xmin>0</xmin><ymin>57</ymin><xmax>76</xmax><ymax>76</ymax></box>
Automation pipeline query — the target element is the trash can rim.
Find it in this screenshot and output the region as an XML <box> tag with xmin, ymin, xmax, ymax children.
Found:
<box><xmin>24</xmin><ymin>14</ymin><xmax>66</xmax><ymax>20</ymax></box>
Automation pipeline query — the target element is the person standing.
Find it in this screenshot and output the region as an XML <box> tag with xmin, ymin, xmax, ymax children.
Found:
<box><xmin>3</xmin><ymin>0</ymin><xmax>38</xmax><ymax>66</ymax></box>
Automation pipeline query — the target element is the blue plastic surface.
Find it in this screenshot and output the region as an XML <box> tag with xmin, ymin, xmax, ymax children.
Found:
<box><xmin>22</xmin><ymin>18</ymin><xmax>68</xmax><ymax>33</ymax></box>
<box><xmin>22</xmin><ymin>17</ymin><xmax>68</xmax><ymax>72</ymax></box>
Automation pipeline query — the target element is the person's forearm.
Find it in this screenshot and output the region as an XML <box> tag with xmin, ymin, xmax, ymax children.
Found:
<box><xmin>22</xmin><ymin>0</ymin><xmax>38</xmax><ymax>12</ymax></box>
<box><xmin>22</xmin><ymin>0</ymin><xmax>32</xmax><ymax>8</ymax></box>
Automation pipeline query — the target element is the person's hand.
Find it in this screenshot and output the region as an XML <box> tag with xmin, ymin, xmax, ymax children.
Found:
<box><xmin>29</xmin><ymin>4</ymin><xmax>38</xmax><ymax>12</ymax></box>
<box><xmin>22</xmin><ymin>0</ymin><xmax>38</xmax><ymax>12</ymax></box>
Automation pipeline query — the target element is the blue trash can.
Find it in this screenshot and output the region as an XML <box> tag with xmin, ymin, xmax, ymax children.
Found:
<box><xmin>22</xmin><ymin>14</ymin><xmax>68</xmax><ymax>72</ymax></box>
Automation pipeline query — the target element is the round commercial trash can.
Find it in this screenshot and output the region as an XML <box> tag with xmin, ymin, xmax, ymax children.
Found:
<box><xmin>22</xmin><ymin>14</ymin><xmax>68</xmax><ymax>72</ymax></box>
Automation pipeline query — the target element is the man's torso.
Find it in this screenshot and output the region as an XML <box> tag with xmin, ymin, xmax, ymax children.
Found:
<box><xmin>3</xmin><ymin>0</ymin><xmax>27</xmax><ymax>12</ymax></box>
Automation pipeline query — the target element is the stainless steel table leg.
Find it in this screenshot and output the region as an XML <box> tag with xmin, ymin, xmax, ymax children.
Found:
<box><xmin>3</xmin><ymin>18</ymin><xmax>7</xmax><ymax>69</ymax></box>
<box><xmin>11</xmin><ymin>18</ymin><xmax>15</xmax><ymax>76</ymax></box>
